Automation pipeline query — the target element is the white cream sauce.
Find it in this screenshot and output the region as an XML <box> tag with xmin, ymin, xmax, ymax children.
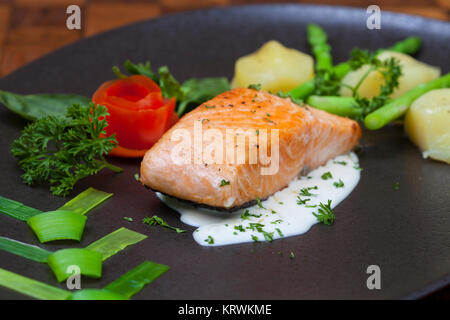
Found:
<box><xmin>157</xmin><ymin>152</ymin><xmax>361</xmax><ymax>246</ymax></box>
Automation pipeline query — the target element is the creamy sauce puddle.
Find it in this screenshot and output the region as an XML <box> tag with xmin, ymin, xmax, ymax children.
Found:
<box><xmin>157</xmin><ymin>152</ymin><xmax>360</xmax><ymax>246</ymax></box>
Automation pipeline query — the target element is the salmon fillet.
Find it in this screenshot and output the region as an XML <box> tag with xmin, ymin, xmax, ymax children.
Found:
<box><xmin>140</xmin><ymin>88</ymin><xmax>361</xmax><ymax>210</ymax></box>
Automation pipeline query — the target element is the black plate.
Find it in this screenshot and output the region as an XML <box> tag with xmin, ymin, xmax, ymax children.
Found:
<box><xmin>0</xmin><ymin>4</ymin><xmax>449</xmax><ymax>300</ymax></box>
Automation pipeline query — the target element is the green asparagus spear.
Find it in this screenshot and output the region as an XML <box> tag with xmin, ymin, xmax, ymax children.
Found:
<box><xmin>307</xmin><ymin>96</ymin><xmax>361</xmax><ymax>118</ymax></box>
<box><xmin>307</xmin><ymin>24</ymin><xmax>333</xmax><ymax>71</ymax></box>
<box><xmin>364</xmin><ymin>73</ymin><xmax>450</xmax><ymax>130</ymax></box>
<box><xmin>288</xmin><ymin>36</ymin><xmax>422</xmax><ymax>100</ymax></box>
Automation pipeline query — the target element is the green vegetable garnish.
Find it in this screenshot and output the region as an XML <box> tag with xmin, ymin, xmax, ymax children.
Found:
<box><xmin>0</xmin><ymin>196</ymin><xmax>42</xmax><ymax>221</ymax></box>
<box><xmin>220</xmin><ymin>179</ymin><xmax>230</xmax><ymax>187</ymax></box>
<box><xmin>321</xmin><ymin>171</ymin><xmax>333</xmax><ymax>180</ymax></box>
<box><xmin>275</xmin><ymin>228</ymin><xmax>284</xmax><ymax>237</ymax></box>
<box><xmin>234</xmin><ymin>225</ymin><xmax>245</xmax><ymax>232</ymax></box>
<box><xmin>394</xmin><ymin>182</ymin><xmax>399</xmax><ymax>190</ymax></box>
<box><xmin>103</xmin><ymin>261</ymin><xmax>169</xmax><ymax>299</ymax></box>
<box><xmin>58</xmin><ymin>187</ymin><xmax>113</xmax><ymax>215</ymax></box>
<box><xmin>0</xmin><ymin>268</ymin><xmax>71</xmax><ymax>300</ymax></box>
<box><xmin>290</xmin><ymin>252</ymin><xmax>295</xmax><ymax>259</ymax></box>
<box><xmin>70</xmin><ymin>289</ymin><xmax>128</xmax><ymax>301</ymax></box>
<box><xmin>333</xmin><ymin>179</ymin><xmax>345</xmax><ymax>188</ymax></box>
<box><xmin>364</xmin><ymin>72</ymin><xmax>450</xmax><ymax>129</ymax></box>
<box><xmin>143</xmin><ymin>215</ymin><xmax>186</xmax><ymax>233</ymax></box>
<box><xmin>0</xmin><ymin>236</ymin><xmax>51</xmax><ymax>263</ymax></box>
<box><xmin>27</xmin><ymin>210</ymin><xmax>87</xmax><ymax>243</ymax></box>
<box><xmin>248</xmin><ymin>84</ymin><xmax>262</xmax><ymax>90</ymax></box>
<box><xmin>10</xmin><ymin>103</ymin><xmax>122</xmax><ymax>196</ymax></box>
<box><xmin>85</xmin><ymin>227</ymin><xmax>147</xmax><ymax>261</ymax></box>
<box><xmin>47</xmin><ymin>248</ymin><xmax>103</xmax><ymax>282</ymax></box>
<box><xmin>312</xmin><ymin>200</ymin><xmax>335</xmax><ymax>225</ymax></box>
<box><xmin>124</xmin><ymin>217</ymin><xmax>134</xmax><ymax>222</ymax></box>
<box><xmin>204</xmin><ymin>236</ymin><xmax>214</xmax><ymax>244</ymax></box>
<box><xmin>296</xmin><ymin>196</ymin><xmax>310</xmax><ymax>205</ymax></box>
<box><xmin>0</xmin><ymin>90</ymin><xmax>90</xmax><ymax>121</ymax></box>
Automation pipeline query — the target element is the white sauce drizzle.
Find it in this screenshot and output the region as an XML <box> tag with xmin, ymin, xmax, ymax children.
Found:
<box><xmin>157</xmin><ymin>152</ymin><xmax>360</xmax><ymax>246</ymax></box>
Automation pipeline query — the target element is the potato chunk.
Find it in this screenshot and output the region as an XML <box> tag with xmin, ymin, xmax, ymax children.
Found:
<box><xmin>404</xmin><ymin>88</ymin><xmax>450</xmax><ymax>164</ymax></box>
<box><xmin>231</xmin><ymin>40</ymin><xmax>314</xmax><ymax>93</ymax></box>
<box><xmin>340</xmin><ymin>51</ymin><xmax>440</xmax><ymax>99</ymax></box>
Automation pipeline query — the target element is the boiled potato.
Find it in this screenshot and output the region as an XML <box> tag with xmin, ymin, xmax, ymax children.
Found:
<box><xmin>404</xmin><ymin>88</ymin><xmax>450</xmax><ymax>164</ymax></box>
<box><xmin>340</xmin><ymin>51</ymin><xmax>441</xmax><ymax>99</ymax></box>
<box><xmin>231</xmin><ymin>40</ymin><xmax>314</xmax><ymax>93</ymax></box>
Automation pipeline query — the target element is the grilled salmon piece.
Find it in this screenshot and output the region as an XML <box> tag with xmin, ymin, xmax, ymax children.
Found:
<box><xmin>140</xmin><ymin>88</ymin><xmax>361</xmax><ymax>209</ymax></box>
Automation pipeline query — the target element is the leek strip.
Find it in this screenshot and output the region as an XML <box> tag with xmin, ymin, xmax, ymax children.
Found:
<box><xmin>85</xmin><ymin>227</ymin><xmax>147</xmax><ymax>261</ymax></box>
<box><xmin>0</xmin><ymin>236</ymin><xmax>51</xmax><ymax>263</ymax></box>
<box><xmin>58</xmin><ymin>187</ymin><xmax>113</xmax><ymax>215</ymax></box>
<box><xmin>27</xmin><ymin>210</ymin><xmax>87</xmax><ymax>243</ymax></box>
<box><xmin>0</xmin><ymin>268</ymin><xmax>71</xmax><ymax>300</ymax></box>
<box><xmin>47</xmin><ymin>248</ymin><xmax>103</xmax><ymax>282</ymax></box>
<box><xmin>0</xmin><ymin>196</ymin><xmax>42</xmax><ymax>221</ymax></box>
<box><xmin>104</xmin><ymin>261</ymin><xmax>169</xmax><ymax>298</ymax></box>
<box><xmin>70</xmin><ymin>289</ymin><xmax>128</xmax><ymax>300</ymax></box>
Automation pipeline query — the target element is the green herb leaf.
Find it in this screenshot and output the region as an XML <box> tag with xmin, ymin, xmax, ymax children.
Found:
<box><xmin>312</xmin><ymin>200</ymin><xmax>335</xmax><ymax>225</ymax></box>
<box><xmin>219</xmin><ymin>179</ymin><xmax>230</xmax><ymax>187</ymax></box>
<box><xmin>333</xmin><ymin>179</ymin><xmax>345</xmax><ymax>188</ymax></box>
<box><xmin>10</xmin><ymin>103</ymin><xmax>122</xmax><ymax>196</ymax></box>
<box><xmin>142</xmin><ymin>215</ymin><xmax>186</xmax><ymax>233</ymax></box>
<box><xmin>321</xmin><ymin>171</ymin><xmax>333</xmax><ymax>180</ymax></box>
<box><xmin>0</xmin><ymin>90</ymin><xmax>90</xmax><ymax>121</ymax></box>
<box><xmin>204</xmin><ymin>235</ymin><xmax>214</xmax><ymax>244</ymax></box>
<box><xmin>248</xmin><ymin>84</ymin><xmax>261</xmax><ymax>90</ymax></box>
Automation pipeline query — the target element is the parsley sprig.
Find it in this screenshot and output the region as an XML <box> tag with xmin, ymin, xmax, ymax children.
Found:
<box><xmin>10</xmin><ymin>103</ymin><xmax>122</xmax><ymax>196</ymax></box>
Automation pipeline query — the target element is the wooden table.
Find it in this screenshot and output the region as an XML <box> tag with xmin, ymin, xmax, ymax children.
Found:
<box><xmin>0</xmin><ymin>0</ymin><xmax>448</xmax><ymax>300</ymax></box>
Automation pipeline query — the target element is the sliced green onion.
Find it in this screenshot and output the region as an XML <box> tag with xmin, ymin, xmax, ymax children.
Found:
<box><xmin>0</xmin><ymin>236</ymin><xmax>51</xmax><ymax>263</ymax></box>
<box><xmin>70</xmin><ymin>289</ymin><xmax>128</xmax><ymax>300</ymax></box>
<box><xmin>0</xmin><ymin>196</ymin><xmax>42</xmax><ymax>221</ymax></box>
<box><xmin>104</xmin><ymin>261</ymin><xmax>169</xmax><ymax>299</ymax></box>
<box><xmin>0</xmin><ymin>268</ymin><xmax>71</xmax><ymax>300</ymax></box>
<box><xmin>27</xmin><ymin>210</ymin><xmax>87</xmax><ymax>243</ymax></box>
<box><xmin>85</xmin><ymin>227</ymin><xmax>147</xmax><ymax>261</ymax></box>
<box><xmin>58</xmin><ymin>187</ymin><xmax>113</xmax><ymax>215</ymax></box>
<box><xmin>47</xmin><ymin>248</ymin><xmax>103</xmax><ymax>282</ymax></box>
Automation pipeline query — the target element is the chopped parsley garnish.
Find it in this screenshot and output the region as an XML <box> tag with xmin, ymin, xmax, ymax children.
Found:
<box><xmin>353</xmin><ymin>165</ymin><xmax>363</xmax><ymax>171</ymax></box>
<box><xmin>333</xmin><ymin>161</ymin><xmax>347</xmax><ymax>166</ymax></box>
<box><xmin>305</xmin><ymin>205</ymin><xmax>317</xmax><ymax>208</ymax></box>
<box><xmin>123</xmin><ymin>217</ymin><xmax>133</xmax><ymax>222</ymax></box>
<box><xmin>263</xmin><ymin>117</ymin><xmax>275</xmax><ymax>124</ymax></box>
<box><xmin>333</xmin><ymin>179</ymin><xmax>345</xmax><ymax>188</ymax></box>
<box><xmin>297</xmin><ymin>196</ymin><xmax>311</xmax><ymax>205</ymax></box>
<box><xmin>142</xmin><ymin>215</ymin><xmax>186</xmax><ymax>233</ymax></box>
<box><xmin>262</xmin><ymin>231</ymin><xmax>274</xmax><ymax>242</ymax></box>
<box><xmin>219</xmin><ymin>179</ymin><xmax>230</xmax><ymax>187</ymax></box>
<box><xmin>299</xmin><ymin>187</ymin><xmax>317</xmax><ymax>197</ymax></box>
<box><xmin>312</xmin><ymin>200</ymin><xmax>335</xmax><ymax>225</ymax></box>
<box><xmin>266</xmin><ymin>112</ymin><xmax>271</xmax><ymax>117</ymax></box>
<box><xmin>248</xmin><ymin>83</ymin><xmax>262</xmax><ymax>90</ymax></box>
<box><xmin>233</xmin><ymin>232</ymin><xmax>238</xmax><ymax>235</ymax></box>
<box><xmin>251</xmin><ymin>235</ymin><xmax>259</xmax><ymax>242</ymax></box>
<box><xmin>204</xmin><ymin>235</ymin><xmax>214</xmax><ymax>244</ymax></box>
<box><xmin>394</xmin><ymin>182</ymin><xmax>399</xmax><ymax>190</ymax></box>
<box><xmin>290</xmin><ymin>252</ymin><xmax>295</xmax><ymax>259</ymax></box>
<box><xmin>271</xmin><ymin>219</ymin><xmax>283</xmax><ymax>224</ymax></box>
<box><xmin>256</xmin><ymin>197</ymin><xmax>265</xmax><ymax>209</ymax></box>
<box><xmin>241</xmin><ymin>210</ymin><xmax>262</xmax><ymax>220</ymax></box>
<box><xmin>234</xmin><ymin>225</ymin><xmax>246</xmax><ymax>232</ymax></box>
<box><xmin>275</xmin><ymin>228</ymin><xmax>284</xmax><ymax>237</ymax></box>
<box><xmin>255</xmin><ymin>129</ymin><xmax>259</xmax><ymax>135</ymax></box>
<box><xmin>204</xmin><ymin>105</ymin><xmax>216</xmax><ymax>109</ymax></box>
<box><xmin>134</xmin><ymin>173</ymin><xmax>140</xmax><ymax>181</ymax></box>
<box><xmin>321</xmin><ymin>171</ymin><xmax>333</xmax><ymax>180</ymax></box>
<box><xmin>247</xmin><ymin>223</ymin><xmax>264</xmax><ymax>232</ymax></box>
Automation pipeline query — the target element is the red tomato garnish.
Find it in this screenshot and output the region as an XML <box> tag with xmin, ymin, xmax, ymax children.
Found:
<box><xmin>92</xmin><ymin>75</ymin><xmax>178</xmax><ymax>157</ymax></box>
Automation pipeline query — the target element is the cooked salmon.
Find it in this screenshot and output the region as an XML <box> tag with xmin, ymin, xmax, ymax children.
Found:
<box><xmin>140</xmin><ymin>88</ymin><xmax>361</xmax><ymax>210</ymax></box>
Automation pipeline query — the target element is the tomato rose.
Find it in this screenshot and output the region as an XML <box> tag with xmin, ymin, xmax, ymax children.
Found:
<box><xmin>92</xmin><ymin>75</ymin><xmax>178</xmax><ymax>157</ymax></box>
